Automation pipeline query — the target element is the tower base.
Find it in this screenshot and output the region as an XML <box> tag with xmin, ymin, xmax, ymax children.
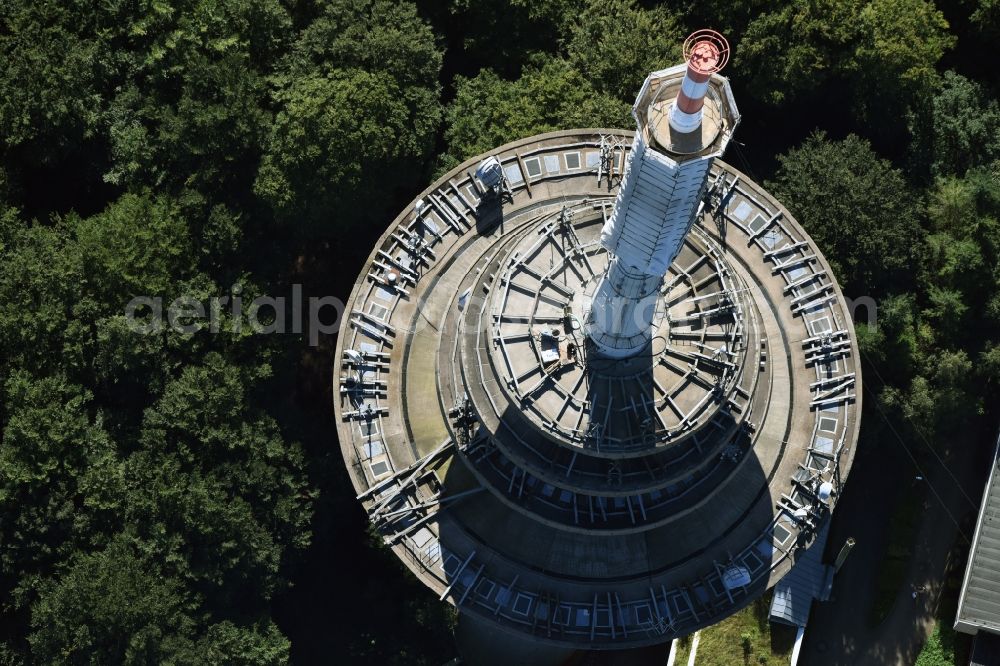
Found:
<box><xmin>584</xmin><ymin>258</ymin><xmax>662</xmax><ymax>359</ymax></box>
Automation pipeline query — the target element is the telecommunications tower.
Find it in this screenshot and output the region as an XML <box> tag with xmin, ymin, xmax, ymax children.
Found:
<box><xmin>588</xmin><ymin>30</ymin><xmax>738</xmax><ymax>357</ymax></box>
<box><xmin>334</xmin><ymin>29</ymin><xmax>861</xmax><ymax>665</ymax></box>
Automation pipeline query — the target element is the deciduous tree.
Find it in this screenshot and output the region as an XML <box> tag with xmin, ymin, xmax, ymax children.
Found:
<box><xmin>766</xmin><ymin>132</ymin><xmax>924</xmax><ymax>295</ymax></box>
<box><xmin>566</xmin><ymin>0</ymin><xmax>684</xmax><ymax>102</ymax></box>
<box><xmin>443</xmin><ymin>59</ymin><xmax>630</xmax><ymax>166</ymax></box>
<box><xmin>908</xmin><ymin>71</ymin><xmax>1000</xmax><ymax>178</ymax></box>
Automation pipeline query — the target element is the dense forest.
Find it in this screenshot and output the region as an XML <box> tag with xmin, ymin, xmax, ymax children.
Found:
<box><xmin>1</xmin><ymin>0</ymin><xmax>999</xmax><ymax>663</ymax></box>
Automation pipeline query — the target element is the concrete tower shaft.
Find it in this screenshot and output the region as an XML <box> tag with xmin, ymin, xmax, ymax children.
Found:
<box><xmin>587</xmin><ymin>31</ymin><xmax>739</xmax><ymax>358</ymax></box>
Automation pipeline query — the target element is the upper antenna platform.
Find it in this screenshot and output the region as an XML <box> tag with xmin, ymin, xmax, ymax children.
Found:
<box><xmin>683</xmin><ymin>29</ymin><xmax>730</xmax><ymax>75</ymax></box>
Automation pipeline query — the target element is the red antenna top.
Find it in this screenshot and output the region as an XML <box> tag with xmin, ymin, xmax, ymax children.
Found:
<box><xmin>682</xmin><ymin>30</ymin><xmax>730</xmax><ymax>75</ymax></box>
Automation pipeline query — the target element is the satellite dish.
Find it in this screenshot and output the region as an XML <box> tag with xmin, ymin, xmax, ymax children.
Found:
<box><xmin>818</xmin><ymin>482</ymin><xmax>834</xmax><ymax>502</ymax></box>
<box><xmin>344</xmin><ymin>349</ymin><xmax>365</xmax><ymax>366</ymax></box>
<box><xmin>475</xmin><ymin>156</ymin><xmax>504</xmax><ymax>190</ymax></box>
<box><xmin>723</xmin><ymin>565</ymin><xmax>751</xmax><ymax>590</ymax></box>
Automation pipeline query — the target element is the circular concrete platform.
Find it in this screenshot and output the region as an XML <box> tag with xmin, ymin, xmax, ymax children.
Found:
<box><xmin>334</xmin><ymin>129</ymin><xmax>861</xmax><ymax>654</ymax></box>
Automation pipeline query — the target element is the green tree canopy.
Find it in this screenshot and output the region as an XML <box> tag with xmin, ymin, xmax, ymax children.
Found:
<box><xmin>0</xmin><ymin>0</ymin><xmax>110</xmax><ymax>153</ymax></box>
<box><xmin>256</xmin><ymin>0</ymin><xmax>443</xmax><ymax>229</ymax></box>
<box><xmin>0</xmin><ymin>0</ymin><xmax>293</xmax><ymax>201</ymax></box>
<box><xmin>74</xmin><ymin>193</ymin><xmax>194</xmax><ymax>302</ymax></box>
<box><xmin>437</xmin><ymin>0</ymin><xmax>575</xmax><ymax>76</ymax></box>
<box><xmin>566</xmin><ymin>0</ymin><xmax>684</xmax><ymax>102</ymax></box>
<box><xmin>852</xmin><ymin>0</ymin><xmax>955</xmax><ymax>111</ymax></box>
<box><xmin>127</xmin><ymin>354</ymin><xmax>311</xmax><ymax>604</ymax></box>
<box><xmin>104</xmin><ymin>0</ymin><xmax>293</xmax><ymax>194</ymax></box>
<box><xmin>443</xmin><ymin>58</ymin><xmax>630</xmax><ymax>166</ymax></box>
<box><xmin>256</xmin><ymin>69</ymin><xmax>425</xmax><ymax>225</ymax></box>
<box><xmin>908</xmin><ymin>71</ymin><xmax>1000</xmax><ymax>178</ymax></box>
<box><xmin>735</xmin><ymin>0</ymin><xmax>953</xmax><ymax>122</ymax></box>
<box><xmin>883</xmin><ymin>348</ymin><xmax>977</xmax><ymax>436</ymax></box>
<box><xmin>921</xmin><ymin>170</ymin><xmax>1000</xmax><ymax>343</ymax></box>
<box><xmin>28</xmin><ymin>537</ymin><xmax>198</xmax><ymax>665</ymax></box>
<box><xmin>0</xmin><ymin>193</ymin><xmax>207</xmax><ymax>399</ymax></box>
<box><xmin>0</xmin><ymin>374</ymin><xmax>122</xmax><ymax>604</ymax></box>
<box><xmin>288</xmin><ymin>0</ymin><xmax>442</xmax><ymax>94</ymax></box>
<box><xmin>735</xmin><ymin>0</ymin><xmax>861</xmax><ymax>106</ymax></box>
<box><xmin>766</xmin><ymin>132</ymin><xmax>924</xmax><ymax>295</ymax></box>
<box><xmin>972</xmin><ymin>0</ymin><xmax>1000</xmax><ymax>37</ymax></box>
<box><xmin>0</xmin><ymin>191</ymin><xmax>309</xmax><ymax>661</ymax></box>
<box><xmin>28</xmin><ymin>535</ymin><xmax>292</xmax><ymax>665</ymax></box>
<box><xmin>0</xmin><ymin>219</ymin><xmax>87</xmax><ymax>374</ymax></box>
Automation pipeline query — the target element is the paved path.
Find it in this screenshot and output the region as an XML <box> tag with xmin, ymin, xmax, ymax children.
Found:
<box><xmin>800</xmin><ymin>411</ymin><xmax>989</xmax><ymax>666</ymax></box>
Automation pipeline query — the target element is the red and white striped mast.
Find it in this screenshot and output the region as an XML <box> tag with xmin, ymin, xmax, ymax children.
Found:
<box><xmin>669</xmin><ymin>30</ymin><xmax>730</xmax><ymax>134</ymax></box>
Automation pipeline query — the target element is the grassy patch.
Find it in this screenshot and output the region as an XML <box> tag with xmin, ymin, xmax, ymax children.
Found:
<box><xmin>917</xmin><ymin>625</ymin><xmax>968</xmax><ymax>666</ymax></box>
<box><xmin>673</xmin><ymin>632</ymin><xmax>693</xmax><ymax>664</ymax></box>
<box><xmin>915</xmin><ymin>535</ymin><xmax>972</xmax><ymax>666</ymax></box>
<box><xmin>685</xmin><ymin>594</ymin><xmax>795</xmax><ymax>666</ymax></box>
<box><xmin>869</xmin><ymin>477</ymin><xmax>926</xmax><ymax>626</ymax></box>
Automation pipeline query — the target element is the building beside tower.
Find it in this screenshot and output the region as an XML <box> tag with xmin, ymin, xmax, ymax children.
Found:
<box><xmin>334</xmin><ymin>31</ymin><xmax>861</xmax><ymax>664</ymax></box>
<box><xmin>954</xmin><ymin>429</ymin><xmax>1000</xmax><ymax>661</ymax></box>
